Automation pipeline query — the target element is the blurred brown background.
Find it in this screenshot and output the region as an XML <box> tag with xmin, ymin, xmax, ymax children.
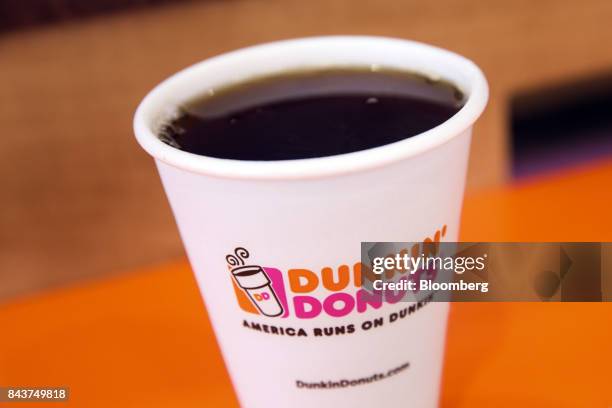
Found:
<box><xmin>2</xmin><ymin>0</ymin><xmax>612</xmax><ymax>301</ymax></box>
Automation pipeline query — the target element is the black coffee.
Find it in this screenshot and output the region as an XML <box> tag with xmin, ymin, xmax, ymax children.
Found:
<box><xmin>158</xmin><ymin>68</ymin><xmax>464</xmax><ymax>160</ymax></box>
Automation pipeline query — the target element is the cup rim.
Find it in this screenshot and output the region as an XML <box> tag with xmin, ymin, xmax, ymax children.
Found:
<box><xmin>133</xmin><ymin>35</ymin><xmax>488</xmax><ymax>180</ymax></box>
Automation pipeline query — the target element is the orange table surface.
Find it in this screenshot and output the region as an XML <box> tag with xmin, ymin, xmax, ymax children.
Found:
<box><xmin>1</xmin><ymin>160</ymin><xmax>612</xmax><ymax>407</ymax></box>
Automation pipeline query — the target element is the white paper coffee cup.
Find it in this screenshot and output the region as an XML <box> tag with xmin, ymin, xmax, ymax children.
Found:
<box><xmin>134</xmin><ymin>36</ymin><xmax>488</xmax><ymax>408</ymax></box>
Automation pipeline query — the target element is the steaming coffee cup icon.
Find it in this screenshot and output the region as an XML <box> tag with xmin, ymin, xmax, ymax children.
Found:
<box><xmin>227</xmin><ymin>248</ymin><xmax>284</xmax><ymax>317</ymax></box>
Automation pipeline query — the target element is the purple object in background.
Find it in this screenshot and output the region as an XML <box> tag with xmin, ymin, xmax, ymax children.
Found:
<box><xmin>511</xmin><ymin>71</ymin><xmax>612</xmax><ymax>178</ymax></box>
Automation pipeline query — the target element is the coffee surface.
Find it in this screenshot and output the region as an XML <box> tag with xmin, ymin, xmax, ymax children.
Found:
<box><xmin>158</xmin><ymin>68</ymin><xmax>464</xmax><ymax>160</ymax></box>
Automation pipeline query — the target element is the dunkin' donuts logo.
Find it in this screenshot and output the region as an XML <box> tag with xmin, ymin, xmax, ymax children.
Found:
<box><xmin>227</xmin><ymin>226</ymin><xmax>446</xmax><ymax>319</ymax></box>
<box><xmin>228</xmin><ymin>247</ymin><xmax>370</xmax><ymax>319</ymax></box>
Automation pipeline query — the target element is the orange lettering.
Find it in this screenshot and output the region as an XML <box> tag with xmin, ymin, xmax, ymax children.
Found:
<box><xmin>288</xmin><ymin>269</ymin><xmax>319</xmax><ymax>293</ymax></box>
